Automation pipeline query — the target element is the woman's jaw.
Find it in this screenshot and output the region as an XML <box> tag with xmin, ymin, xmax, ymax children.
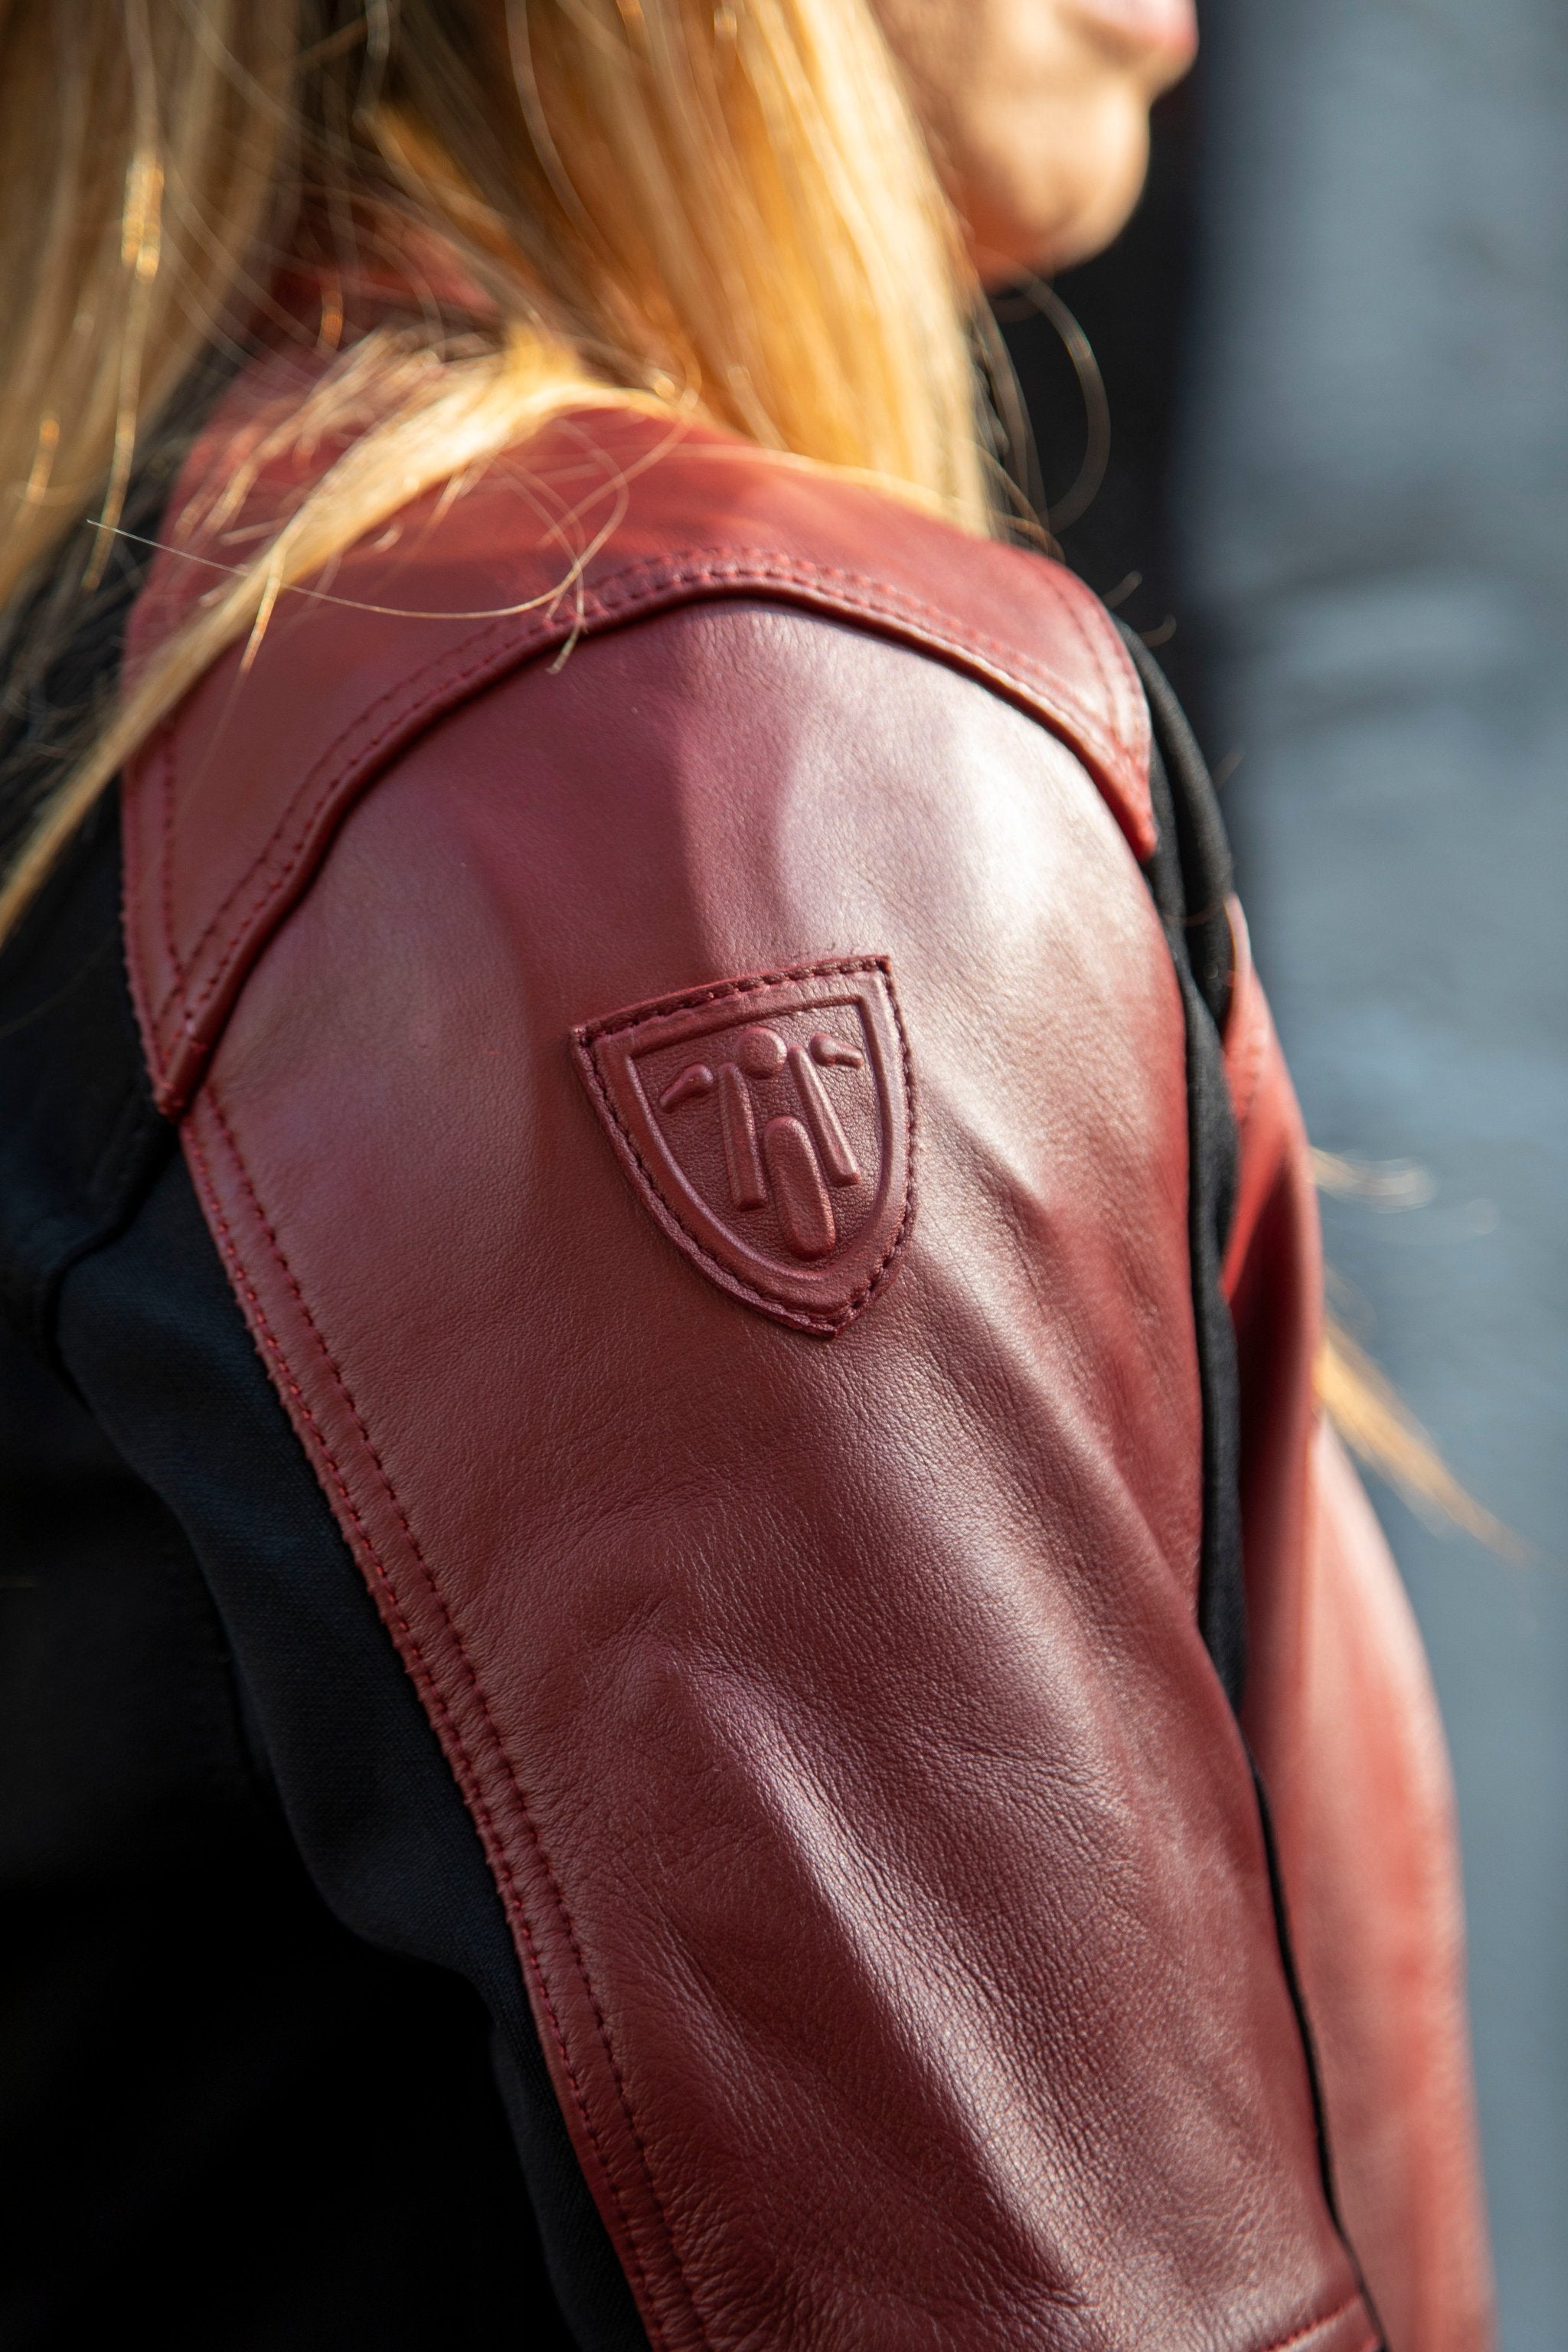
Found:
<box><xmin>872</xmin><ymin>0</ymin><xmax>1197</xmax><ymax>283</ymax></box>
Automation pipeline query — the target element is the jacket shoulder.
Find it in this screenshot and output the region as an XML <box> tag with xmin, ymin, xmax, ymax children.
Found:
<box><xmin>122</xmin><ymin>405</ymin><xmax>1149</xmax><ymax>1116</ymax></box>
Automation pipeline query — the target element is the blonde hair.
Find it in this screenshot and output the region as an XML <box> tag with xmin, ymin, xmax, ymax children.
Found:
<box><xmin>0</xmin><ymin>0</ymin><xmax>995</xmax><ymax>936</ymax></box>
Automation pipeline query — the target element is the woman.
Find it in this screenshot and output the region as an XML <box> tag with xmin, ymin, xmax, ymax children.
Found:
<box><xmin>0</xmin><ymin>5</ymin><xmax>1491</xmax><ymax>2347</ymax></box>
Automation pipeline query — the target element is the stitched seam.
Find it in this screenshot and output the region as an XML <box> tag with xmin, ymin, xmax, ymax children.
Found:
<box><xmin>150</xmin><ymin>550</ymin><xmax>1133</xmax><ymax>1050</ymax></box>
<box><xmin>1029</xmin><ymin>559</ymin><xmax>1129</xmax><ymax>755</ymax></box>
<box><xmin>578</xmin><ymin>554</ymin><xmax>1125</xmax><ymax>769</ymax></box>
<box><xmin>1256</xmin><ymin>2296</ymin><xmax>1371</xmax><ymax>2352</ymax></box>
<box><xmin>152</xmin><ymin>564</ymin><xmax>1118</xmax><ymax>1047</ymax></box>
<box><xmin>191</xmin><ymin>1089</ymin><xmax>704</xmax><ymax>2352</ymax></box>
<box><xmin>579</xmin><ymin>952</ymin><xmax>872</xmax><ymax>1044</ymax></box>
<box><xmin>194</xmin><ymin>1092</ymin><xmax>693</xmax><ymax>2347</ymax></box>
<box><xmin>152</xmin><ymin>610</ymin><xmax>534</xmax><ymax>1042</ymax></box>
<box><xmin>119</xmin><ymin>752</ymin><xmax>156</xmax><ymax>1086</ymax></box>
<box><xmin>152</xmin><ymin>727</ymin><xmax>181</xmax><ymax>1087</ymax></box>
<box><xmin>577</xmin><ymin>956</ymin><xmax>916</xmax><ymax>1331</ymax></box>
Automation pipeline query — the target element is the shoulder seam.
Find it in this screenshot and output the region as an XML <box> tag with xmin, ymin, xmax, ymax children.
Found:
<box><xmin>149</xmin><ymin>550</ymin><xmax>1140</xmax><ymax>1055</ymax></box>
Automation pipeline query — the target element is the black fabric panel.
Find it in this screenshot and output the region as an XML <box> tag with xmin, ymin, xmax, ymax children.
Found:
<box><xmin>0</xmin><ymin>1305</ymin><xmax>270</xmax><ymax>1891</ymax></box>
<box><xmin>2</xmin><ymin>646</ymin><xmax>648</xmax><ymax>2344</ymax></box>
<box><xmin>1122</xmin><ymin>629</ymin><xmax>1236</xmax><ymax>1032</ymax></box>
<box><xmin>1171</xmin><ymin>923</ymin><xmax>1247</xmax><ymax>1704</ymax></box>
<box><xmin>1124</xmin><ymin>639</ymin><xmax>1376</xmax><ymax>2328</ymax></box>
<box><xmin>0</xmin><ymin>796</ymin><xmax>171</xmax><ymax>1362</ymax></box>
<box><xmin>1</xmin><ymin>1295</ymin><xmax>557</xmax><ymax>2350</ymax></box>
<box><xmin>54</xmin><ymin>1141</ymin><xmax>648</xmax><ymax>2351</ymax></box>
<box><xmin>1</xmin><ymin>368</ymin><xmax>651</xmax><ymax>2341</ymax></box>
<box><xmin>1124</xmin><ymin>626</ymin><xmax>1247</xmax><ymax>1707</ymax></box>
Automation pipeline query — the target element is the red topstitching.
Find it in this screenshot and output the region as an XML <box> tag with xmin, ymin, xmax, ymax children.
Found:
<box><xmin>189</xmin><ymin>1085</ymin><xmax>709</xmax><ymax>2352</ymax></box>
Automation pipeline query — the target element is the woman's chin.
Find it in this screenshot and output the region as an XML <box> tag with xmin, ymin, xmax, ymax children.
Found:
<box><xmin>969</xmin><ymin>102</ymin><xmax>1153</xmax><ymax>283</ymax></box>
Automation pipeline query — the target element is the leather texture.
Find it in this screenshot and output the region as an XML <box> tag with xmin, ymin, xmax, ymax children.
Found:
<box><xmin>118</xmin><ymin>387</ymin><xmax>1484</xmax><ymax>2349</ymax></box>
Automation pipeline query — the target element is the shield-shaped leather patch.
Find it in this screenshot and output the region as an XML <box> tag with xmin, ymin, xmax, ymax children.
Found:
<box><xmin>572</xmin><ymin>956</ymin><xmax>914</xmax><ymax>1336</ymax></box>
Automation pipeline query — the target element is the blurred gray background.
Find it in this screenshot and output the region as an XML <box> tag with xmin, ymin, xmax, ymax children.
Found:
<box><xmin>1003</xmin><ymin>3</ymin><xmax>1568</xmax><ymax>2341</ymax></box>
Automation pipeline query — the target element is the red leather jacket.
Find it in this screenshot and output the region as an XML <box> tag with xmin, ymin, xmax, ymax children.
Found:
<box><xmin>120</xmin><ymin>377</ymin><xmax>1492</xmax><ymax>2350</ymax></box>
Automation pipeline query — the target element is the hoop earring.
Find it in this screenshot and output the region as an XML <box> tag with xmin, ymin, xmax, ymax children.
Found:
<box><xmin>990</xmin><ymin>273</ymin><xmax>1110</xmax><ymax>534</ymax></box>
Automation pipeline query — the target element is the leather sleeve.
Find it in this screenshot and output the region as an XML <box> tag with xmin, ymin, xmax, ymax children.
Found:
<box><xmin>147</xmin><ymin>591</ymin><xmax>1376</xmax><ymax>2351</ymax></box>
<box><xmin>1224</xmin><ymin>912</ymin><xmax>1496</xmax><ymax>2352</ymax></box>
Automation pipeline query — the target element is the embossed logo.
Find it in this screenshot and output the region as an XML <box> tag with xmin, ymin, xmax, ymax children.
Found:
<box><xmin>572</xmin><ymin>957</ymin><xmax>914</xmax><ymax>1335</ymax></box>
